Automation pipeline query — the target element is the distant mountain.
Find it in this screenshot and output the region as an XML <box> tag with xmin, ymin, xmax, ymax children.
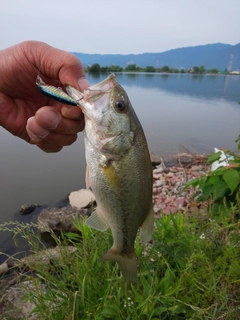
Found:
<box><xmin>72</xmin><ymin>43</ymin><xmax>240</xmax><ymax>71</ymax></box>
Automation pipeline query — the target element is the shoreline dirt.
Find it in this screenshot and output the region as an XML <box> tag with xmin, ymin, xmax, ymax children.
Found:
<box><xmin>151</xmin><ymin>152</ymin><xmax>210</xmax><ymax>215</ymax></box>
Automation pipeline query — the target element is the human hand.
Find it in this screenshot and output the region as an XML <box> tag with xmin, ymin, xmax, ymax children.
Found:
<box><xmin>0</xmin><ymin>41</ymin><xmax>90</xmax><ymax>152</ymax></box>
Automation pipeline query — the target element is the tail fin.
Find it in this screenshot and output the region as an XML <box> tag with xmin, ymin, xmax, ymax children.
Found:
<box><xmin>100</xmin><ymin>249</ymin><xmax>137</xmax><ymax>283</ymax></box>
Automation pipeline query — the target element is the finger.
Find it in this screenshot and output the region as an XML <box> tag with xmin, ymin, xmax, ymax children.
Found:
<box><xmin>34</xmin><ymin>106</ymin><xmax>84</xmax><ymax>134</ymax></box>
<box><xmin>30</xmin><ymin>139</ymin><xmax>63</xmax><ymax>153</ymax></box>
<box><xmin>26</xmin><ymin>113</ymin><xmax>80</xmax><ymax>147</ymax></box>
<box><xmin>61</xmin><ymin>105</ymin><xmax>83</xmax><ymax>120</ymax></box>
<box><xmin>25</xmin><ymin>41</ymin><xmax>90</xmax><ymax>90</ymax></box>
<box><xmin>26</xmin><ymin>116</ymin><xmax>50</xmax><ymax>142</ymax></box>
<box><xmin>39</xmin><ymin>131</ymin><xmax>78</xmax><ymax>147</ymax></box>
<box><xmin>77</xmin><ymin>77</ymin><xmax>90</xmax><ymax>92</ymax></box>
<box><xmin>27</xmin><ymin>121</ymin><xmax>78</xmax><ymax>152</ymax></box>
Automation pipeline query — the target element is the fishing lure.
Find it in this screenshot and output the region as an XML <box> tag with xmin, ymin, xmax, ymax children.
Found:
<box><xmin>36</xmin><ymin>75</ymin><xmax>81</xmax><ymax>106</ymax></box>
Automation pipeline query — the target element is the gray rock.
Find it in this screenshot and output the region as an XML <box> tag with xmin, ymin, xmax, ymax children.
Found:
<box><xmin>38</xmin><ymin>206</ymin><xmax>91</xmax><ymax>234</ymax></box>
<box><xmin>0</xmin><ymin>280</ymin><xmax>43</xmax><ymax>319</ymax></box>
<box><xmin>19</xmin><ymin>203</ymin><xmax>40</xmax><ymax>215</ymax></box>
<box><xmin>150</xmin><ymin>153</ymin><xmax>162</xmax><ymax>166</ymax></box>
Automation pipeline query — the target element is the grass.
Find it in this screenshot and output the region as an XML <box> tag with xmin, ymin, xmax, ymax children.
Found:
<box><xmin>1</xmin><ymin>202</ymin><xmax>240</xmax><ymax>319</ymax></box>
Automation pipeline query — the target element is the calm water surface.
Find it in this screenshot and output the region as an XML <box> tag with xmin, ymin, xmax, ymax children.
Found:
<box><xmin>0</xmin><ymin>73</ymin><xmax>239</xmax><ymax>257</ymax></box>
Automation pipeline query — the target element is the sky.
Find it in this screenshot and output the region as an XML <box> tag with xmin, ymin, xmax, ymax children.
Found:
<box><xmin>1</xmin><ymin>0</ymin><xmax>239</xmax><ymax>55</ymax></box>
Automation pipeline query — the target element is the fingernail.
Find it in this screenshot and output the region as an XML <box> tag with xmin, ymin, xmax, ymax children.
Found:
<box><xmin>36</xmin><ymin>108</ymin><xmax>61</xmax><ymax>130</ymax></box>
<box><xmin>78</xmin><ymin>77</ymin><xmax>90</xmax><ymax>91</ymax></box>
<box><xmin>26</xmin><ymin>117</ymin><xmax>50</xmax><ymax>141</ymax></box>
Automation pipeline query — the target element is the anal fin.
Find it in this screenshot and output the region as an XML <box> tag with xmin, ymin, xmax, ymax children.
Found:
<box><xmin>85</xmin><ymin>209</ymin><xmax>109</xmax><ymax>232</ymax></box>
<box><xmin>140</xmin><ymin>204</ymin><xmax>154</xmax><ymax>245</ymax></box>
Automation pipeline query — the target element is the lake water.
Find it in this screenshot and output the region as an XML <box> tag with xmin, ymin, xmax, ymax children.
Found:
<box><xmin>0</xmin><ymin>73</ymin><xmax>239</xmax><ymax>260</ymax></box>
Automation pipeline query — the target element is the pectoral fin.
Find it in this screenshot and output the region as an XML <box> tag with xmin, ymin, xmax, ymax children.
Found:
<box><xmin>85</xmin><ymin>209</ymin><xmax>109</xmax><ymax>231</ymax></box>
<box><xmin>140</xmin><ymin>204</ymin><xmax>154</xmax><ymax>245</ymax></box>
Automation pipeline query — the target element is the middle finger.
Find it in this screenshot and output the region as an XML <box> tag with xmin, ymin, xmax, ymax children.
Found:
<box><xmin>35</xmin><ymin>106</ymin><xmax>84</xmax><ymax>134</ymax></box>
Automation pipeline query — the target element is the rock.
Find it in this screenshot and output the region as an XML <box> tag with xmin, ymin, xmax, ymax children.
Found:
<box><xmin>69</xmin><ymin>189</ymin><xmax>96</xmax><ymax>208</ymax></box>
<box><xmin>0</xmin><ymin>246</ymin><xmax>78</xmax><ymax>319</ymax></box>
<box><xmin>153</xmin><ymin>180</ymin><xmax>164</xmax><ymax>187</ymax></box>
<box><xmin>153</xmin><ymin>173</ymin><xmax>162</xmax><ymax>180</ymax></box>
<box><xmin>191</xmin><ymin>165</ymin><xmax>204</xmax><ymax>171</ymax></box>
<box><xmin>150</xmin><ymin>153</ymin><xmax>162</xmax><ymax>166</ymax></box>
<box><xmin>166</xmin><ymin>172</ymin><xmax>174</xmax><ymax>178</ymax></box>
<box><xmin>0</xmin><ymin>262</ymin><xmax>8</xmax><ymax>276</ymax></box>
<box><xmin>0</xmin><ymin>280</ymin><xmax>42</xmax><ymax>320</ymax></box>
<box><xmin>0</xmin><ymin>246</ymin><xmax>78</xmax><ymax>276</ymax></box>
<box><xmin>19</xmin><ymin>203</ymin><xmax>39</xmax><ymax>215</ymax></box>
<box><xmin>38</xmin><ymin>206</ymin><xmax>91</xmax><ymax>234</ymax></box>
<box><xmin>178</xmin><ymin>154</ymin><xmax>193</xmax><ymax>165</ymax></box>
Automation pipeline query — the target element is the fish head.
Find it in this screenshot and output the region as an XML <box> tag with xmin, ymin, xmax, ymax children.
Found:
<box><xmin>77</xmin><ymin>74</ymin><xmax>140</xmax><ymax>158</ymax></box>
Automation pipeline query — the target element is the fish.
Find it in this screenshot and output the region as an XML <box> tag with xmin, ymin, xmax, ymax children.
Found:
<box><xmin>66</xmin><ymin>74</ymin><xmax>154</xmax><ymax>282</ymax></box>
<box><xmin>36</xmin><ymin>74</ymin><xmax>153</xmax><ymax>281</ymax></box>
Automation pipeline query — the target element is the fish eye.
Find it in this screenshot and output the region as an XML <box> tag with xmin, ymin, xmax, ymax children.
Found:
<box><xmin>115</xmin><ymin>100</ymin><xmax>126</xmax><ymax>112</ymax></box>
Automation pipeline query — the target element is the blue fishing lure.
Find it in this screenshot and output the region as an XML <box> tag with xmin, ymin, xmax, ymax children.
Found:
<box><xmin>36</xmin><ymin>75</ymin><xmax>79</xmax><ymax>106</ymax></box>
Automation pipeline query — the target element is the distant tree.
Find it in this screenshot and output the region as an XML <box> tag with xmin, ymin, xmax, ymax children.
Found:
<box><xmin>145</xmin><ymin>66</ymin><xmax>155</xmax><ymax>72</ymax></box>
<box><xmin>89</xmin><ymin>63</ymin><xmax>101</xmax><ymax>73</ymax></box>
<box><xmin>171</xmin><ymin>68</ymin><xmax>179</xmax><ymax>73</ymax></box>
<box><xmin>199</xmin><ymin>65</ymin><xmax>205</xmax><ymax>73</ymax></box>
<box><xmin>125</xmin><ymin>64</ymin><xmax>139</xmax><ymax>71</ymax></box>
<box><xmin>101</xmin><ymin>66</ymin><xmax>109</xmax><ymax>72</ymax></box>
<box><xmin>108</xmin><ymin>65</ymin><xmax>123</xmax><ymax>72</ymax></box>
<box><xmin>192</xmin><ymin>66</ymin><xmax>200</xmax><ymax>73</ymax></box>
<box><xmin>208</xmin><ymin>68</ymin><xmax>219</xmax><ymax>74</ymax></box>
<box><xmin>161</xmin><ymin>65</ymin><xmax>170</xmax><ymax>72</ymax></box>
<box><xmin>180</xmin><ymin>68</ymin><xmax>185</xmax><ymax>73</ymax></box>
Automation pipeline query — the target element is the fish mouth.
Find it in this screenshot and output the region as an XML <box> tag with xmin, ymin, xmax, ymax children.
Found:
<box><xmin>79</xmin><ymin>74</ymin><xmax>117</xmax><ymax>118</ymax></box>
<box><xmin>83</xmin><ymin>74</ymin><xmax>117</xmax><ymax>102</ymax></box>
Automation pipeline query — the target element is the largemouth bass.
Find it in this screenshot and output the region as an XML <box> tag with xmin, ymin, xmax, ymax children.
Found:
<box><xmin>67</xmin><ymin>74</ymin><xmax>153</xmax><ymax>282</ymax></box>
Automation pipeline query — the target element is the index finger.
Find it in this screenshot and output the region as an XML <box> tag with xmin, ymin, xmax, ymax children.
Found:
<box><xmin>23</xmin><ymin>41</ymin><xmax>90</xmax><ymax>91</ymax></box>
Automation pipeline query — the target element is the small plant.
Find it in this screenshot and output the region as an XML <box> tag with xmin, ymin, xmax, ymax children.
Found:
<box><xmin>1</xmin><ymin>209</ymin><xmax>240</xmax><ymax>319</ymax></box>
<box><xmin>185</xmin><ymin>136</ymin><xmax>240</xmax><ymax>216</ymax></box>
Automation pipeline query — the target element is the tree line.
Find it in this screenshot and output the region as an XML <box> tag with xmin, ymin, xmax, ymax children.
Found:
<box><xmin>86</xmin><ymin>63</ymin><xmax>221</xmax><ymax>74</ymax></box>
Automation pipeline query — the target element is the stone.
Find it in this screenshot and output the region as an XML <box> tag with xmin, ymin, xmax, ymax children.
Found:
<box><xmin>19</xmin><ymin>203</ymin><xmax>39</xmax><ymax>215</ymax></box>
<box><xmin>153</xmin><ymin>173</ymin><xmax>162</xmax><ymax>180</ymax></box>
<box><xmin>0</xmin><ymin>262</ymin><xmax>8</xmax><ymax>276</ymax></box>
<box><xmin>0</xmin><ymin>281</ymin><xmax>41</xmax><ymax>319</ymax></box>
<box><xmin>69</xmin><ymin>189</ymin><xmax>96</xmax><ymax>209</ymax></box>
<box><xmin>191</xmin><ymin>165</ymin><xmax>204</xmax><ymax>171</ymax></box>
<box><xmin>38</xmin><ymin>206</ymin><xmax>91</xmax><ymax>234</ymax></box>
<box><xmin>166</xmin><ymin>172</ymin><xmax>174</xmax><ymax>178</ymax></box>
<box><xmin>150</xmin><ymin>153</ymin><xmax>162</xmax><ymax>166</ymax></box>
<box><xmin>153</xmin><ymin>180</ymin><xmax>164</xmax><ymax>187</ymax></box>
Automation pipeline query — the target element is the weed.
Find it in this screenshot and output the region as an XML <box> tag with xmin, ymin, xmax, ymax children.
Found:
<box><xmin>185</xmin><ymin>136</ymin><xmax>240</xmax><ymax>217</ymax></box>
<box><xmin>1</xmin><ymin>208</ymin><xmax>240</xmax><ymax>319</ymax></box>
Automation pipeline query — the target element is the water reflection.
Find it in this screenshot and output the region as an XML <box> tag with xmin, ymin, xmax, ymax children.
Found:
<box><xmin>125</xmin><ymin>73</ymin><xmax>139</xmax><ymax>80</ymax></box>
<box><xmin>87</xmin><ymin>73</ymin><xmax>240</xmax><ymax>103</ymax></box>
